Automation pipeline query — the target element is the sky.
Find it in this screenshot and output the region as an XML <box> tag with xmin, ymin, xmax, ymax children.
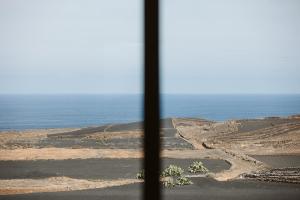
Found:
<box><xmin>0</xmin><ymin>0</ymin><xmax>299</xmax><ymax>94</ymax></box>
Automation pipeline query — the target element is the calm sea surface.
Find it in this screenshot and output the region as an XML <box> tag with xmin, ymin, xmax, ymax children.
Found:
<box><xmin>0</xmin><ymin>94</ymin><xmax>299</xmax><ymax>130</ymax></box>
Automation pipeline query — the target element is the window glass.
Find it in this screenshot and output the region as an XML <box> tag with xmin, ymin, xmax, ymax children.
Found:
<box><xmin>0</xmin><ymin>0</ymin><xmax>143</xmax><ymax>198</ymax></box>
<box><xmin>161</xmin><ymin>0</ymin><xmax>300</xmax><ymax>198</ymax></box>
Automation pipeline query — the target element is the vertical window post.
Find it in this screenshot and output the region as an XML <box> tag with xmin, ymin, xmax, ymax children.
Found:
<box><xmin>144</xmin><ymin>0</ymin><xmax>160</xmax><ymax>200</ymax></box>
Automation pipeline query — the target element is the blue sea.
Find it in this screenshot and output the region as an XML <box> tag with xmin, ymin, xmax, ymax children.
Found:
<box><xmin>0</xmin><ymin>94</ymin><xmax>299</xmax><ymax>130</ymax></box>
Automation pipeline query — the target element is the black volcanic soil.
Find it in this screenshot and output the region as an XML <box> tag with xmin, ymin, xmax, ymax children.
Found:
<box><xmin>236</xmin><ymin>117</ymin><xmax>300</xmax><ymax>133</ymax></box>
<box><xmin>250</xmin><ymin>155</ymin><xmax>300</xmax><ymax>168</ymax></box>
<box><xmin>49</xmin><ymin>118</ymin><xmax>174</xmax><ymax>137</ymax></box>
<box><xmin>37</xmin><ymin>133</ymin><xmax>193</xmax><ymax>149</ymax></box>
<box><xmin>243</xmin><ymin>167</ymin><xmax>300</xmax><ymax>184</ymax></box>
<box><xmin>0</xmin><ymin>158</ymin><xmax>230</xmax><ymax>180</ymax></box>
<box><xmin>1</xmin><ymin>178</ymin><xmax>300</xmax><ymax>200</ymax></box>
<box><xmin>245</xmin><ymin>155</ymin><xmax>300</xmax><ymax>184</ymax></box>
<box><xmin>2</xmin><ymin>118</ymin><xmax>193</xmax><ymax>150</ymax></box>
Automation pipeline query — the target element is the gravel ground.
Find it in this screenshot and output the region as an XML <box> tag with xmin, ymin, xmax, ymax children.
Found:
<box><xmin>250</xmin><ymin>155</ymin><xmax>300</xmax><ymax>168</ymax></box>
<box><xmin>1</xmin><ymin>178</ymin><xmax>300</xmax><ymax>200</ymax></box>
<box><xmin>0</xmin><ymin>158</ymin><xmax>230</xmax><ymax>179</ymax></box>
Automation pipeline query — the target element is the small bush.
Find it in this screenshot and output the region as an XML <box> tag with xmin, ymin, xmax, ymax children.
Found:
<box><xmin>161</xmin><ymin>165</ymin><xmax>184</xmax><ymax>177</ymax></box>
<box><xmin>176</xmin><ymin>176</ymin><xmax>193</xmax><ymax>186</ymax></box>
<box><xmin>136</xmin><ymin>169</ymin><xmax>145</xmax><ymax>179</ymax></box>
<box><xmin>188</xmin><ymin>161</ymin><xmax>209</xmax><ymax>174</ymax></box>
<box><xmin>136</xmin><ymin>164</ymin><xmax>194</xmax><ymax>188</ymax></box>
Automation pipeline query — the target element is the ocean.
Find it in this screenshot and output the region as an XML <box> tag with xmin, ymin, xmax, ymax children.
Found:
<box><xmin>0</xmin><ymin>94</ymin><xmax>299</xmax><ymax>130</ymax></box>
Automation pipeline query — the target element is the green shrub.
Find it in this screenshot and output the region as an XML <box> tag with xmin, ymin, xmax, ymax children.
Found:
<box><xmin>136</xmin><ymin>169</ymin><xmax>145</xmax><ymax>179</ymax></box>
<box><xmin>161</xmin><ymin>165</ymin><xmax>184</xmax><ymax>177</ymax></box>
<box><xmin>176</xmin><ymin>176</ymin><xmax>193</xmax><ymax>186</ymax></box>
<box><xmin>136</xmin><ymin>164</ymin><xmax>195</xmax><ymax>188</ymax></box>
<box><xmin>188</xmin><ymin>161</ymin><xmax>209</xmax><ymax>173</ymax></box>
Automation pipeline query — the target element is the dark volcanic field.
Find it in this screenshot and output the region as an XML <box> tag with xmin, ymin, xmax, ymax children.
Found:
<box><xmin>1</xmin><ymin>178</ymin><xmax>300</xmax><ymax>200</ymax></box>
<box><xmin>0</xmin><ymin>158</ymin><xmax>230</xmax><ymax>180</ymax></box>
<box><xmin>250</xmin><ymin>155</ymin><xmax>300</xmax><ymax>168</ymax></box>
<box><xmin>7</xmin><ymin>118</ymin><xmax>193</xmax><ymax>149</ymax></box>
<box><xmin>236</xmin><ymin>117</ymin><xmax>300</xmax><ymax>133</ymax></box>
<box><xmin>1</xmin><ymin>117</ymin><xmax>300</xmax><ymax>199</ymax></box>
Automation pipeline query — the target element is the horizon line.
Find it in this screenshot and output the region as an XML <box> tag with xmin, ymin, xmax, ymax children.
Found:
<box><xmin>0</xmin><ymin>93</ymin><xmax>300</xmax><ymax>95</ymax></box>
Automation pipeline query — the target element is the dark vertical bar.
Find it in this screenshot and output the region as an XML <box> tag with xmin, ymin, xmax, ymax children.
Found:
<box><xmin>144</xmin><ymin>0</ymin><xmax>160</xmax><ymax>200</ymax></box>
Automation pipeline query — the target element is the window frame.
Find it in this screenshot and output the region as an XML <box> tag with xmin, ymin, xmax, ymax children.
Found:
<box><xmin>143</xmin><ymin>0</ymin><xmax>161</xmax><ymax>200</ymax></box>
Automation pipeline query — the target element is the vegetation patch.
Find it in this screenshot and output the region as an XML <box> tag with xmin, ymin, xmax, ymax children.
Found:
<box><xmin>137</xmin><ymin>162</ymin><xmax>210</xmax><ymax>188</ymax></box>
<box><xmin>188</xmin><ymin>161</ymin><xmax>209</xmax><ymax>174</ymax></box>
<box><xmin>176</xmin><ymin>176</ymin><xmax>193</xmax><ymax>186</ymax></box>
<box><xmin>161</xmin><ymin>165</ymin><xmax>184</xmax><ymax>177</ymax></box>
<box><xmin>160</xmin><ymin>165</ymin><xmax>192</xmax><ymax>188</ymax></box>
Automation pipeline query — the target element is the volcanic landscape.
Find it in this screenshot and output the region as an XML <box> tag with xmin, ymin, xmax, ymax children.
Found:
<box><xmin>0</xmin><ymin>116</ymin><xmax>300</xmax><ymax>199</ymax></box>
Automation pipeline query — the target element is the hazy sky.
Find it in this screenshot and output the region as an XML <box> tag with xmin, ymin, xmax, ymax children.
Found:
<box><xmin>0</xmin><ymin>0</ymin><xmax>299</xmax><ymax>94</ymax></box>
